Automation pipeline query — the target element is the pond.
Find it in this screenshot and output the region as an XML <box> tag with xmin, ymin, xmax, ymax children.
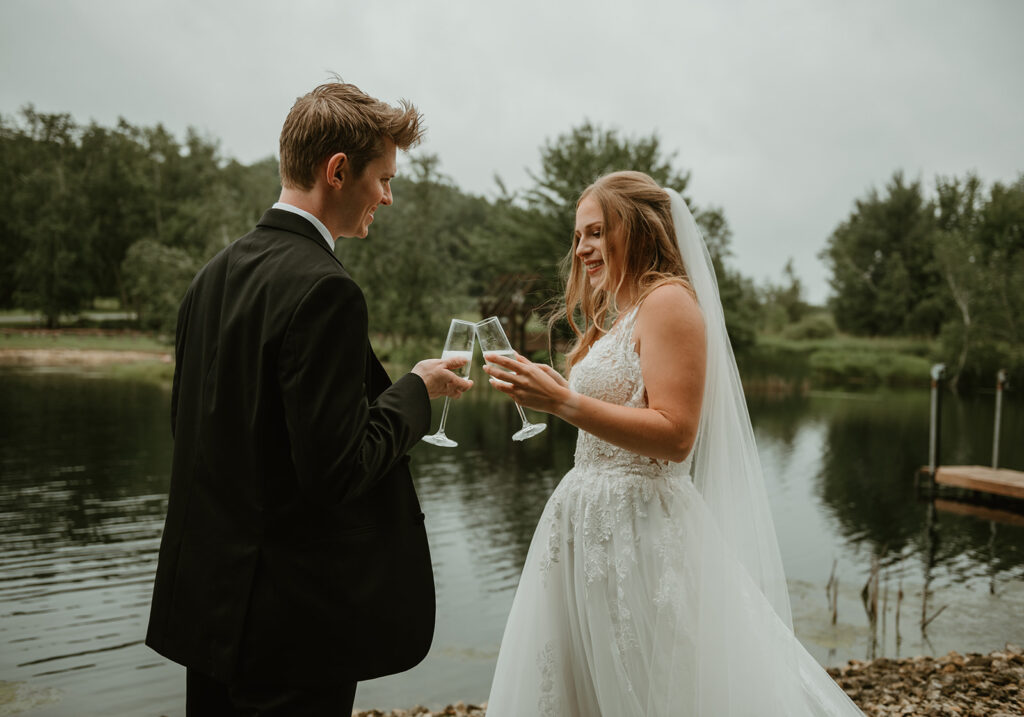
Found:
<box><xmin>1</xmin><ymin>368</ymin><xmax>1022</xmax><ymax>715</ymax></box>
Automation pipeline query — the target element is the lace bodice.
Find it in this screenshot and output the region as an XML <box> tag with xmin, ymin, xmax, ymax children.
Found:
<box><xmin>568</xmin><ymin>306</ymin><xmax>692</xmax><ymax>478</ymax></box>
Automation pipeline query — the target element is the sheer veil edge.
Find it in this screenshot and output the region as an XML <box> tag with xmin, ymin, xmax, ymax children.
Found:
<box><xmin>664</xmin><ymin>188</ymin><xmax>793</xmax><ymax>627</ymax></box>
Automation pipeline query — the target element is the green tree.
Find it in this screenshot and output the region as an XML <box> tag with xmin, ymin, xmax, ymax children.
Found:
<box><xmin>75</xmin><ymin>119</ymin><xmax>159</xmax><ymax>306</ymax></box>
<box><xmin>0</xmin><ymin>111</ymin><xmax>43</xmax><ymax>307</ymax></box>
<box><xmin>760</xmin><ymin>258</ymin><xmax>810</xmax><ymax>333</ymax></box>
<box><xmin>820</xmin><ymin>172</ymin><xmax>947</xmax><ymax>336</ymax></box>
<box><xmin>0</xmin><ymin>105</ymin><xmax>282</xmax><ymax>325</ymax></box>
<box><xmin>973</xmin><ymin>176</ymin><xmax>1024</xmax><ymax>351</ymax></box>
<box><xmin>8</xmin><ymin>108</ymin><xmax>95</xmax><ymax>326</ymax></box>
<box><xmin>121</xmin><ymin>239</ymin><xmax>197</xmax><ymax>333</ymax></box>
<box><xmin>935</xmin><ymin>174</ymin><xmax>1024</xmax><ymax>388</ymax></box>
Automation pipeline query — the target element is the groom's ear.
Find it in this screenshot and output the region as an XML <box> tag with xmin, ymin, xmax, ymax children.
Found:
<box><xmin>326</xmin><ymin>153</ymin><xmax>348</xmax><ymax>189</ymax></box>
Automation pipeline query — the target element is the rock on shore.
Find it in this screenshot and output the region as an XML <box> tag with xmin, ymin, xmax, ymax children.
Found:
<box><xmin>353</xmin><ymin>646</ymin><xmax>1024</xmax><ymax>717</ymax></box>
<box><xmin>829</xmin><ymin>645</ymin><xmax>1024</xmax><ymax>716</ymax></box>
<box><xmin>354</xmin><ymin>703</ymin><xmax>485</xmax><ymax>717</ymax></box>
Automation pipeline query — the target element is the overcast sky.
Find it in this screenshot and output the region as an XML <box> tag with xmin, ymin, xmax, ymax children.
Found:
<box><xmin>2</xmin><ymin>0</ymin><xmax>1021</xmax><ymax>303</ymax></box>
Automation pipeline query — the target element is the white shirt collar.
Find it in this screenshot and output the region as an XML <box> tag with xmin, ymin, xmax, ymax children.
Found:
<box><xmin>272</xmin><ymin>202</ymin><xmax>335</xmax><ymax>251</ymax></box>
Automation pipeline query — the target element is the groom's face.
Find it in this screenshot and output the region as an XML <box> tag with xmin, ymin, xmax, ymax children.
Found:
<box><xmin>336</xmin><ymin>139</ymin><xmax>397</xmax><ymax>239</ymax></box>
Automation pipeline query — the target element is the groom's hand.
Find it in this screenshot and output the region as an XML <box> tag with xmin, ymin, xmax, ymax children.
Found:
<box><xmin>412</xmin><ymin>356</ymin><xmax>474</xmax><ymax>399</ymax></box>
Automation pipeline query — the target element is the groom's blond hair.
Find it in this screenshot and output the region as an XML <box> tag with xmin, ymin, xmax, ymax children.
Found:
<box><xmin>279</xmin><ymin>80</ymin><xmax>424</xmax><ymax>190</ymax></box>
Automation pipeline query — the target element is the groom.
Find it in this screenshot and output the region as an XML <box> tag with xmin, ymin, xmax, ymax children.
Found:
<box><xmin>146</xmin><ymin>81</ymin><xmax>472</xmax><ymax>715</ymax></box>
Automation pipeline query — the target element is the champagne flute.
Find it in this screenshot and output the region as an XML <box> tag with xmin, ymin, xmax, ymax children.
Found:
<box><xmin>422</xmin><ymin>319</ymin><xmax>476</xmax><ymax>447</ymax></box>
<box><xmin>475</xmin><ymin>316</ymin><xmax>547</xmax><ymax>441</ymax></box>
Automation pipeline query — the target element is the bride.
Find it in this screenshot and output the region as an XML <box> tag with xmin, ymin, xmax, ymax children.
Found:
<box><xmin>482</xmin><ymin>171</ymin><xmax>864</xmax><ymax>716</ymax></box>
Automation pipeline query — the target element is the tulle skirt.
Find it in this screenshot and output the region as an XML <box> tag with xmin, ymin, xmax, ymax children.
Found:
<box><xmin>486</xmin><ymin>464</ymin><xmax>863</xmax><ymax>716</ymax></box>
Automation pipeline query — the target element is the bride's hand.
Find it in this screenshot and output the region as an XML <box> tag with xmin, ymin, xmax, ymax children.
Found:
<box><xmin>482</xmin><ymin>352</ymin><xmax>569</xmax><ymax>415</ymax></box>
<box><xmin>535</xmin><ymin>362</ymin><xmax>569</xmax><ymax>388</ymax></box>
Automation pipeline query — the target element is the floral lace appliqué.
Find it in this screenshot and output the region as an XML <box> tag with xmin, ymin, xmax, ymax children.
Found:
<box><xmin>536</xmin><ymin>307</ymin><xmax>694</xmax><ymax>662</ymax></box>
<box><xmin>537</xmin><ymin>641</ymin><xmax>560</xmax><ymax>716</ymax></box>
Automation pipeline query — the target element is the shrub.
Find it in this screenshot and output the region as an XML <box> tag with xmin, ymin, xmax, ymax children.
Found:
<box><xmin>809</xmin><ymin>349</ymin><xmax>931</xmax><ymax>387</ymax></box>
<box><xmin>782</xmin><ymin>313</ymin><xmax>838</xmax><ymax>340</ymax></box>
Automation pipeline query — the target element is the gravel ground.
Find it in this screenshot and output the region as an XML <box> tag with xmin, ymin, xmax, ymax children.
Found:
<box><xmin>829</xmin><ymin>645</ymin><xmax>1024</xmax><ymax>716</ymax></box>
<box><xmin>352</xmin><ymin>646</ymin><xmax>1024</xmax><ymax>717</ymax></box>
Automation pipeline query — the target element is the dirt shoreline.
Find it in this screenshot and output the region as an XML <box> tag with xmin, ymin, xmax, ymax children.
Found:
<box><xmin>351</xmin><ymin>647</ymin><xmax>1024</xmax><ymax>717</ymax></box>
<box><xmin>0</xmin><ymin>348</ymin><xmax>171</xmax><ymax>366</ymax></box>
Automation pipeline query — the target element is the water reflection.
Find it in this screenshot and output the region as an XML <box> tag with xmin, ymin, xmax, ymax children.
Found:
<box><xmin>0</xmin><ymin>370</ymin><xmax>177</xmax><ymax>716</ymax></box>
<box><xmin>1</xmin><ymin>370</ymin><xmax>1022</xmax><ymax>715</ymax></box>
<box><xmin>800</xmin><ymin>391</ymin><xmax>1024</xmax><ymax>584</ymax></box>
<box><xmin>417</xmin><ymin>393</ymin><xmax>574</xmax><ymax>582</ymax></box>
<box><xmin>813</xmin><ymin>393</ymin><xmax>930</xmax><ymax>553</ymax></box>
<box><xmin>749</xmin><ymin>390</ymin><xmax>1024</xmax><ymax>666</ymax></box>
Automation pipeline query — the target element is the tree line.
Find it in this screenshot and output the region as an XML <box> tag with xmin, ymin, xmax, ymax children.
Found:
<box><xmin>0</xmin><ymin>106</ymin><xmax>279</xmax><ymax>331</ymax></box>
<box><xmin>1</xmin><ymin>106</ymin><xmax>1020</xmax><ymax>388</ymax></box>
<box><xmin>821</xmin><ymin>171</ymin><xmax>1024</xmax><ymax>389</ymax></box>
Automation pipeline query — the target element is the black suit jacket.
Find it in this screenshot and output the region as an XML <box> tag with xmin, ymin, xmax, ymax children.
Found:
<box><xmin>146</xmin><ymin>208</ymin><xmax>435</xmax><ymax>685</ymax></box>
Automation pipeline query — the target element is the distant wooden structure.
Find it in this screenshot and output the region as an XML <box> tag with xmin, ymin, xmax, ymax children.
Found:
<box><xmin>923</xmin><ymin>466</ymin><xmax>1024</xmax><ymax>501</ymax></box>
<box><xmin>919</xmin><ymin>364</ymin><xmax>1023</xmax><ymax>497</ymax></box>
<box><xmin>478</xmin><ymin>273</ymin><xmax>544</xmax><ymax>355</ymax></box>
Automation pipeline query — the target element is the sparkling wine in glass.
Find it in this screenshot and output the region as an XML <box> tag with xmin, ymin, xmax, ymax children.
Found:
<box><xmin>422</xmin><ymin>319</ymin><xmax>476</xmax><ymax>447</ymax></box>
<box><xmin>475</xmin><ymin>316</ymin><xmax>547</xmax><ymax>441</ymax></box>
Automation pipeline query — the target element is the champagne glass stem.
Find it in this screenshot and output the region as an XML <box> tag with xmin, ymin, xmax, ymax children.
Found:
<box><xmin>513</xmin><ymin>402</ymin><xmax>528</xmax><ymax>426</ymax></box>
<box><xmin>437</xmin><ymin>396</ymin><xmax>452</xmax><ymax>432</ymax></box>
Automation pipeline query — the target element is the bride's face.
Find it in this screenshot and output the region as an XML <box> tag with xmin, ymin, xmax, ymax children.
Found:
<box><xmin>574</xmin><ymin>196</ymin><xmax>620</xmax><ymax>291</ymax></box>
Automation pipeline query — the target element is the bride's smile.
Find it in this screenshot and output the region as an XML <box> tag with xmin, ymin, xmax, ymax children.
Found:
<box><xmin>575</xmin><ymin>196</ymin><xmax>614</xmax><ymax>289</ymax></box>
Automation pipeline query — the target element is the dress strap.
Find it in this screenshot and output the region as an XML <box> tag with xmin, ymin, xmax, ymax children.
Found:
<box><xmin>611</xmin><ymin>302</ymin><xmax>642</xmax><ymax>334</ymax></box>
<box><xmin>609</xmin><ymin>303</ymin><xmax>644</xmax><ymax>358</ymax></box>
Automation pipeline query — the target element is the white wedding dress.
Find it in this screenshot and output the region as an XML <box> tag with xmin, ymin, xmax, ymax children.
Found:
<box><xmin>486</xmin><ymin>305</ymin><xmax>864</xmax><ymax>716</ymax></box>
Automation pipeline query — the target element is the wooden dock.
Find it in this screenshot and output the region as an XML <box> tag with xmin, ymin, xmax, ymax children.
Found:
<box><xmin>923</xmin><ymin>465</ymin><xmax>1024</xmax><ymax>501</ymax></box>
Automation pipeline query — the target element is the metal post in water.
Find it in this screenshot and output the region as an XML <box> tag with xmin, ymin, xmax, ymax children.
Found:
<box><xmin>928</xmin><ymin>363</ymin><xmax>946</xmax><ymax>479</ymax></box>
<box><xmin>992</xmin><ymin>369</ymin><xmax>1008</xmax><ymax>470</ymax></box>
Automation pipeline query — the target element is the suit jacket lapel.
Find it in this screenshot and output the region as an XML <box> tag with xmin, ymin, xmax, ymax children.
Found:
<box><xmin>256</xmin><ymin>208</ymin><xmax>343</xmax><ymax>269</ymax></box>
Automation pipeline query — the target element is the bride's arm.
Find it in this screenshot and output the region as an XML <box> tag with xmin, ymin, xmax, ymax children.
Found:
<box><xmin>484</xmin><ymin>284</ymin><xmax>706</xmax><ymax>463</ymax></box>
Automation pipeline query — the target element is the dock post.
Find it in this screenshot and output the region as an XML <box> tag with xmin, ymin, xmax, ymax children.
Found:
<box><xmin>992</xmin><ymin>369</ymin><xmax>1008</xmax><ymax>470</ymax></box>
<box><xmin>928</xmin><ymin>363</ymin><xmax>946</xmax><ymax>480</ymax></box>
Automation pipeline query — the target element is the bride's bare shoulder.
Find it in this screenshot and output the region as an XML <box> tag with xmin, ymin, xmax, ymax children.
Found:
<box><xmin>636</xmin><ymin>283</ymin><xmax>703</xmax><ymax>335</ymax></box>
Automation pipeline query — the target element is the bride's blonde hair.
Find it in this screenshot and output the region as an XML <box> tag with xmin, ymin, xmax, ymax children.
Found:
<box><xmin>553</xmin><ymin>171</ymin><xmax>694</xmax><ymax>371</ymax></box>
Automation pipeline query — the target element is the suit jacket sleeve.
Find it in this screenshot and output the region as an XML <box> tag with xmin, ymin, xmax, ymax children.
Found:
<box><xmin>170</xmin><ymin>286</ymin><xmax>194</xmax><ymax>439</ymax></box>
<box><xmin>278</xmin><ymin>274</ymin><xmax>430</xmax><ymax>504</ymax></box>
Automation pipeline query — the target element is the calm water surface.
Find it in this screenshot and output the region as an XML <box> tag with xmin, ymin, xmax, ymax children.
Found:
<box><xmin>1</xmin><ymin>367</ymin><xmax>1023</xmax><ymax>715</ymax></box>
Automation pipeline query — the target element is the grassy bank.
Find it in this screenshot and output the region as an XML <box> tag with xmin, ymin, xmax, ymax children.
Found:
<box><xmin>0</xmin><ymin>328</ymin><xmax>942</xmax><ymax>395</ymax></box>
<box><xmin>0</xmin><ymin>329</ymin><xmax>174</xmax><ymax>389</ymax></box>
<box><xmin>0</xmin><ymin>328</ymin><xmax>169</xmax><ymax>352</ymax></box>
<box><xmin>739</xmin><ymin>334</ymin><xmax>937</xmax><ymax>393</ymax></box>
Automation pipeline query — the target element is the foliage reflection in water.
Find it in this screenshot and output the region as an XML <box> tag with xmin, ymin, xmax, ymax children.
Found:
<box><xmin>0</xmin><ymin>370</ymin><xmax>1022</xmax><ymax>715</ymax></box>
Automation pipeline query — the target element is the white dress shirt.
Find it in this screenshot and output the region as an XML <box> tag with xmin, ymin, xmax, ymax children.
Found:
<box><xmin>272</xmin><ymin>202</ymin><xmax>335</xmax><ymax>251</ymax></box>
